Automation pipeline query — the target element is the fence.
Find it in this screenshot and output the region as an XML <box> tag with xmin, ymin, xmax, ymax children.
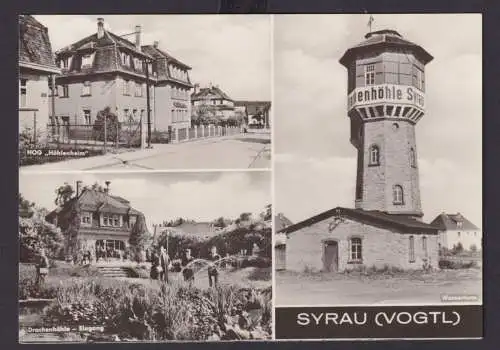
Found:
<box><xmin>168</xmin><ymin>125</ymin><xmax>242</xmax><ymax>144</ymax></box>
<box><xmin>46</xmin><ymin>121</ymin><xmax>143</xmax><ymax>150</ymax></box>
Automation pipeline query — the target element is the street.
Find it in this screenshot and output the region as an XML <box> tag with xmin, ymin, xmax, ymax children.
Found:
<box><xmin>20</xmin><ymin>133</ymin><xmax>271</xmax><ymax>171</ymax></box>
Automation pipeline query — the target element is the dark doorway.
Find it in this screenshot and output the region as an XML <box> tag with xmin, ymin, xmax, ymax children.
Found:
<box><xmin>323</xmin><ymin>240</ymin><xmax>339</xmax><ymax>272</ymax></box>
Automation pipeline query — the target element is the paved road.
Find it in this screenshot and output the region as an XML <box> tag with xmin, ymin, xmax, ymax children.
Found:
<box><xmin>21</xmin><ymin>133</ymin><xmax>271</xmax><ymax>171</ymax></box>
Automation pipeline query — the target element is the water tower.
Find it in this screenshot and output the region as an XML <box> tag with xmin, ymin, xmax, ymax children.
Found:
<box><xmin>339</xmin><ymin>29</ymin><xmax>433</xmax><ymax>218</ymax></box>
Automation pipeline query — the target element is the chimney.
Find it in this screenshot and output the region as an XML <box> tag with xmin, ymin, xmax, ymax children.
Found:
<box><xmin>97</xmin><ymin>18</ymin><xmax>105</xmax><ymax>39</ymax></box>
<box><xmin>76</xmin><ymin>181</ymin><xmax>83</xmax><ymax>198</ymax></box>
<box><xmin>135</xmin><ymin>25</ymin><xmax>141</xmax><ymax>50</ymax></box>
<box><xmin>153</xmin><ymin>40</ymin><xmax>159</xmax><ymax>48</ymax></box>
<box><xmin>105</xmin><ymin>181</ymin><xmax>111</xmax><ymax>193</ymax></box>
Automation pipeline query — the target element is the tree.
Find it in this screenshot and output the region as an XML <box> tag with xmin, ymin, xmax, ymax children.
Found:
<box><xmin>55</xmin><ymin>183</ymin><xmax>74</xmax><ymax>206</ymax></box>
<box><xmin>19</xmin><ymin>193</ymin><xmax>36</xmax><ymax>218</ymax></box>
<box><xmin>129</xmin><ymin>214</ymin><xmax>149</xmax><ymax>262</ymax></box>
<box><xmin>213</xmin><ymin>217</ymin><xmax>228</xmax><ymax>229</ymax></box>
<box><xmin>260</xmin><ymin>204</ymin><xmax>272</xmax><ymax>221</ymax></box>
<box><xmin>239</xmin><ymin>212</ymin><xmax>252</xmax><ymax>222</ymax></box>
<box><xmin>93</xmin><ymin>106</ymin><xmax>121</xmax><ymax>142</ymax></box>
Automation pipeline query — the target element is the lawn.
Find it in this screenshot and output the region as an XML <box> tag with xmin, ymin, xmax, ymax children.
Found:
<box><xmin>275</xmin><ymin>268</ymin><xmax>482</xmax><ymax>306</ymax></box>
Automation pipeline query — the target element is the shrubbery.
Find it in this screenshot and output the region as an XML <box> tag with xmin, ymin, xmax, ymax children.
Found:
<box><xmin>41</xmin><ymin>278</ymin><xmax>272</xmax><ymax>341</ymax></box>
<box><xmin>438</xmin><ymin>259</ymin><xmax>478</xmax><ymax>270</ymax></box>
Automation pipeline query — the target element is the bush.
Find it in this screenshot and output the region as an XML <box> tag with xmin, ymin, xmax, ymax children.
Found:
<box><xmin>92</xmin><ymin>107</ymin><xmax>120</xmax><ymax>142</ymax></box>
<box><xmin>439</xmin><ymin>259</ymin><xmax>477</xmax><ymax>270</ymax></box>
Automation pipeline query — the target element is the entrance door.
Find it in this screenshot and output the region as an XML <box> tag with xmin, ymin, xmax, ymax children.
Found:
<box><xmin>323</xmin><ymin>241</ymin><xmax>338</xmax><ymax>272</ymax></box>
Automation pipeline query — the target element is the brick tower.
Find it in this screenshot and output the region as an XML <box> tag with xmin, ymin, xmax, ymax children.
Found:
<box><xmin>339</xmin><ymin>29</ymin><xmax>433</xmax><ymax>218</ymax></box>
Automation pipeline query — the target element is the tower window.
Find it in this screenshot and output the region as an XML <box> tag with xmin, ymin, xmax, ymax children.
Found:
<box><xmin>410</xmin><ymin>147</ymin><xmax>416</xmax><ymax>168</ymax></box>
<box><xmin>369</xmin><ymin>145</ymin><xmax>380</xmax><ymax>166</ymax></box>
<box><xmin>349</xmin><ymin>237</ymin><xmax>363</xmax><ymax>262</ymax></box>
<box><xmin>365</xmin><ymin>64</ymin><xmax>375</xmax><ymax>86</ymax></box>
<box><xmin>393</xmin><ymin>185</ymin><xmax>404</xmax><ymax>205</ymax></box>
<box><xmin>409</xmin><ymin>236</ymin><xmax>415</xmax><ymax>262</ymax></box>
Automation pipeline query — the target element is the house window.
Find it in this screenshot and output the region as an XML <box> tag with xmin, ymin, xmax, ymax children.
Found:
<box><xmin>60</xmin><ymin>57</ymin><xmax>70</xmax><ymax>69</ymax></box>
<box><xmin>129</xmin><ymin>215</ymin><xmax>137</xmax><ymax>227</ymax></box>
<box><xmin>132</xmin><ymin>109</ymin><xmax>138</xmax><ymax>120</ymax></box>
<box><xmin>457</xmin><ymin>221</ymin><xmax>463</xmax><ymax>229</ymax></box>
<box><xmin>113</xmin><ymin>215</ymin><xmax>120</xmax><ymax>227</ymax></box>
<box><xmin>422</xmin><ymin>236</ymin><xmax>428</xmax><ymax>257</ymax></box>
<box><xmin>81</xmin><ymin>81</ymin><xmax>91</xmax><ymax>96</ymax></box>
<box><xmin>20</xmin><ymin>79</ymin><xmax>27</xmax><ymax>107</ymax></box>
<box><xmin>409</xmin><ymin>236</ymin><xmax>415</xmax><ymax>262</ymax></box>
<box><xmin>102</xmin><ymin>214</ymin><xmax>121</xmax><ymax>227</ymax></box>
<box><xmin>123</xmin><ymin>80</ymin><xmax>130</xmax><ymax>95</ymax></box>
<box><xmin>369</xmin><ymin>145</ymin><xmax>380</xmax><ymax>166</ymax></box>
<box><xmin>81</xmin><ymin>53</ymin><xmax>94</xmax><ymax>69</ymax></box>
<box><xmin>365</xmin><ymin>64</ymin><xmax>375</xmax><ymax>86</ymax></box>
<box><xmin>134</xmin><ymin>58</ymin><xmax>143</xmax><ymax>72</ymax></box>
<box><xmin>135</xmin><ymin>82</ymin><xmax>142</xmax><ymax>97</ymax></box>
<box><xmin>59</xmin><ymin>85</ymin><xmax>69</xmax><ymax>98</ymax></box>
<box><xmin>458</xmin><ymin>232</ymin><xmax>461</xmax><ymax>238</ymax></box>
<box><xmin>410</xmin><ymin>147</ymin><xmax>416</xmax><ymax>168</ymax></box>
<box><xmin>121</xmin><ymin>52</ymin><xmax>130</xmax><ymax>67</ymax></box>
<box><xmin>83</xmin><ymin>109</ymin><xmax>91</xmax><ymax>125</ymax></box>
<box><xmin>123</xmin><ymin>109</ymin><xmax>129</xmax><ymax>121</ymax></box>
<box><xmin>393</xmin><ymin>185</ymin><xmax>404</xmax><ymax>205</ymax></box>
<box><xmin>415</xmin><ymin>67</ymin><xmax>425</xmax><ymax>91</ymax></box>
<box><xmin>81</xmin><ymin>212</ymin><xmax>92</xmax><ymax>226</ymax></box>
<box><xmin>349</xmin><ymin>237</ymin><xmax>362</xmax><ymax>262</ymax></box>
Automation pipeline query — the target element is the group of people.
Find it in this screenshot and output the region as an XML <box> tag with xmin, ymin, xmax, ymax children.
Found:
<box><xmin>149</xmin><ymin>246</ymin><xmax>222</xmax><ymax>288</ymax></box>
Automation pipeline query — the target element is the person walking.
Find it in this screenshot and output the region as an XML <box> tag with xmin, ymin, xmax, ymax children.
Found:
<box><xmin>36</xmin><ymin>248</ymin><xmax>50</xmax><ymax>290</ymax></box>
<box><xmin>208</xmin><ymin>246</ymin><xmax>221</xmax><ymax>288</ymax></box>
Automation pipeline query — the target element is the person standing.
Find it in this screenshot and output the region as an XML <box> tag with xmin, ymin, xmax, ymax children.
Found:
<box><xmin>159</xmin><ymin>246</ymin><xmax>169</xmax><ymax>283</ymax></box>
<box><xmin>36</xmin><ymin>248</ymin><xmax>50</xmax><ymax>289</ymax></box>
<box><xmin>208</xmin><ymin>246</ymin><xmax>221</xmax><ymax>288</ymax></box>
<box><xmin>181</xmin><ymin>248</ymin><xmax>195</xmax><ymax>284</ymax></box>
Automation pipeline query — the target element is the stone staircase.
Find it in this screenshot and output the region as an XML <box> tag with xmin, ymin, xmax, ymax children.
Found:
<box><xmin>97</xmin><ymin>266</ymin><xmax>135</xmax><ymax>278</ymax></box>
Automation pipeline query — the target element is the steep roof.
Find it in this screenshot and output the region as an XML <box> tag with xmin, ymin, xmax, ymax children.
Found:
<box><xmin>18</xmin><ymin>15</ymin><xmax>60</xmax><ymax>73</ymax></box>
<box><xmin>339</xmin><ymin>29</ymin><xmax>433</xmax><ymax>67</ymax></box>
<box><xmin>141</xmin><ymin>45</ymin><xmax>191</xmax><ymax>70</ymax></box>
<box><xmin>192</xmin><ymin>86</ymin><xmax>233</xmax><ymax>102</ymax></box>
<box><xmin>274</xmin><ymin>213</ymin><xmax>293</xmax><ymax>232</ymax></box>
<box><xmin>280</xmin><ymin>207</ymin><xmax>439</xmax><ymax>235</ymax></box>
<box><xmin>429</xmin><ymin>213</ymin><xmax>480</xmax><ymax>231</ymax></box>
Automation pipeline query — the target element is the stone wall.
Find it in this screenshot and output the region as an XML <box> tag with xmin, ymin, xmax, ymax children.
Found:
<box><xmin>286</xmin><ymin>217</ymin><xmax>439</xmax><ymax>272</ymax></box>
<box><xmin>360</xmin><ymin>119</ymin><xmax>422</xmax><ymax>216</ymax></box>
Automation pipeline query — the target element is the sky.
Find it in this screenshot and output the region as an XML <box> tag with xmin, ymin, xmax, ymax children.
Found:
<box><xmin>34</xmin><ymin>15</ymin><xmax>271</xmax><ymax>101</ymax></box>
<box><xmin>19</xmin><ymin>171</ymin><xmax>271</xmax><ymax>232</ymax></box>
<box><xmin>274</xmin><ymin>14</ymin><xmax>482</xmax><ymax>228</ymax></box>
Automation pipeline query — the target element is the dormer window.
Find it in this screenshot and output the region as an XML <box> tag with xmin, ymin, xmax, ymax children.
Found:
<box><xmin>81</xmin><ymin>53</ymin><xmax>95</xmax><ymax>69</ymax></box>
<box><xmin>81</xmin><ymin>212</ymin><xmax>92</xmax><ymax>226</ymax></box>
<box><xmin>457</xmin><ymin>221</ymin><xmax>463</xmax><ymax>229</ymax></box>
<box><xmin>121</xmin><ymin>52</ymin><xmax>130</xmax><ymax>67</ymax></box>
<box><xmin>59</xmin><ymin>56</ymin><xmax>72</xmax><ymax>70</ymax></box>
<box><xmin>101</xmin><ymin>213</ymin><xmax>122</xmax><ymax>227</ymax></box>
<box><xmin>365</xmin><ymin>64</ymin><xmax>375</xmax><ymax>86</ymax></box>
<box><xmin>129</xmin><ymin>215</ymin><xmax>137</xmax><ymax>227</ymax></box>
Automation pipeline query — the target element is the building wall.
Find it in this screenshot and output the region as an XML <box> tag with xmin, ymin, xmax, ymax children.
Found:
<box><xmin>438</xmin><ymin>229</ymin><xmax>482</xmax><ymax>251</ymax></box>
<box><xmin>19</xmin><ymin>70</ymin><xmax>50</xmax><ymax>140</ymax></box>
<box><xmin>51</xmin><ymin>75</ymin><xmax>155</xmax><ymax>125</ymax></box>
<box><xmin>286</xmin><ymin>218</ymin><xmax>439</xmax><ymax>272</ymax></box>
<box><xmin>360</xmin><ymin>119</ymin><xmax>422</xmax><ymax>216</ymax></box>
<box><xmin>155</xmin><ymin>83</ymin><xmax>191</xmax><ymax>131</ymax></box>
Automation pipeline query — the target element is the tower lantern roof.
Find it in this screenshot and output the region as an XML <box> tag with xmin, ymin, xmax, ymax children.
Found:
<box><xmin>339</xmin><ymin>28</ymin><xmax>433</xmax><ymax>67</ymax></box>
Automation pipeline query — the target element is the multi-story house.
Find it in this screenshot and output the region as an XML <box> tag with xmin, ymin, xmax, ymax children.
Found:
<box><xmin>46</xmin><ymin>181</ymin><xmax>146</xmax><ymax>258</ymax></box>
<box><xmin>19</xmin><ymin>15</ymin><xmax>61</xmax><ymax>142</ymax></box>
<box><xmin>142</xmin><ymin>41</ymin><xmax>193</xmax><ymax>132</ymax></box>
<box><xmin>191</xmin><ymin>84</ymin><xmax>236</xmax><ymax>122</ymax></box>
<box><xmin>50</xmin><ymin>18</ymin><xmax>192</xmax><ymax>139</ymax></box>
<box><xmin>430</xmin><ymin>213</ymin><xmax>482</xmax><ymax>251</ymax></box>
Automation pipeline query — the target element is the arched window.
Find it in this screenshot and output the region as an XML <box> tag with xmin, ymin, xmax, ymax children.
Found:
<box><xmin>393</xmin><ymin>185</ymin><xmax>404</xmax><ymax>205</ymax></box>
<box><xmin>410</xmin><ymin>147</ymin><xmax>416</xmax><ymax>168</ymax></box>
<box><xmin>349</xmin><ymin>237</ymin><xmax>363</xmax><ymax>262</ymax></box>
<box><xmin>369</xmin><ymin>145</ymin><xmax>380</xmax><ymax>165</ymax></box>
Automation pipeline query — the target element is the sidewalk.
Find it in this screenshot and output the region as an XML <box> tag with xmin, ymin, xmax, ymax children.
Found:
<box><xmin>20</xmin><ymin>133</ymin><xmax>270</xmax><ymax>171</ymax></box>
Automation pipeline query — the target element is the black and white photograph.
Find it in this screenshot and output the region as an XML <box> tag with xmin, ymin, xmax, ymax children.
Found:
<box><xmin>274</xmin><ymin>14</ymin><xmax>482</xmax><ymax>308</ymax></box>
<box><xmin>19</xmin><ymin>15</ymin><xmax>271</xmax><ymax>171</ymax></box>
<box><xmin>18</xmin><ymin>171</ymin><xmax>272</xmax><ymax>342</ymax></box>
